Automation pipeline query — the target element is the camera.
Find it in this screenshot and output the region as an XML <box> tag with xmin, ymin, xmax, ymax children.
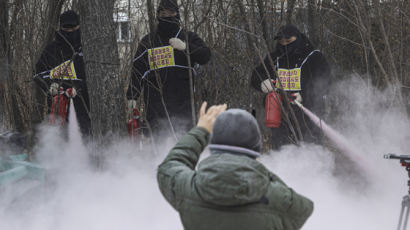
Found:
<box><xmin>384</xmin><ymin>153</ymin><xmax>410</xmax><ymax>230</ymax></box>
<box><xmin>385</xmin><ymin>153</ymin><xmax>410</xmax><ymax>229</ymax></box>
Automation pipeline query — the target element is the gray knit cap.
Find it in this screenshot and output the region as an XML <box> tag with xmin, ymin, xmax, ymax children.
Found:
<box><xmin>210</xmin><ymin>109</ymin><xmax>262</xmax><ymax>156</ymax></box>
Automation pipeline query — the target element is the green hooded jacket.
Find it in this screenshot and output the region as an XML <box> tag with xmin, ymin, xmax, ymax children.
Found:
<box><xmin>157</xmin><ymin>127</ymin><xmax>314</xmax><ymax>230</ymax></box>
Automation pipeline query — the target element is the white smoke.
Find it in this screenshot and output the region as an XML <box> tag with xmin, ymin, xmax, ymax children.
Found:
<box><xmin>260</xmin><ymin>76</ymin><xmax>408</xmax><ymax>230</ymax></box>
<box><xmin>0</xmin><ymin>108</ymin><xmax>182</xmax><ymax>230</ymax></box>
<box><xmin>0</xmin><ymin>77</ymin><xmax>408</xmax><ymax>230</ymax></box>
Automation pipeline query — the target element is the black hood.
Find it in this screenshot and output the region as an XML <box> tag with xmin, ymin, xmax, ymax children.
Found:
<box><xmin>56</xmin><ymin>29</ymin><xmax>82</xmax><ymax>51</ymax></box>
<box><xmin>156</xmin><ymin>0</ymin><xmax>181</xmax><ymax>38</ymax></box>
<box><xmin>157</xmin><ymin>0</ymin><xmax>180</xmax><ymax>18</ymax></box>
<box><xmin>273</xmin><ymin>25</ymin><xmax>311</xmax><ymax>56</ymax></box>
<box><xmin>274</xmin><ymin>24</ymin><xmax>300</xmax><ymax>40</ymax></box>
<box><xmin>156</xmin><ymin>16</ymin><xmax>180</xmax><ymax>39</ymax></box>
<box><xmin>275</xmin><ymin>33</ymin><xmax>314</xmax><ymax>57</ymax></box>
<box><xmin>60</xmin><ymin>10</ymin><xmax>80</xmax><ymax>28</ymax></box>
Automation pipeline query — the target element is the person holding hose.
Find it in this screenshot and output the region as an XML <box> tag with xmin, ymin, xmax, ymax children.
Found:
<box><xmin>251</xmin><ymin>24</ymin><xmax>331</xmax><ymax>149</ymax></box>
<box><xmin>34</xmin><ymin>10</ymin><xmax>90</xmax><ymax>137</ymax></box>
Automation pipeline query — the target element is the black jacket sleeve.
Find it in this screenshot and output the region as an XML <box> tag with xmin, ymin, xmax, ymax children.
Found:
<box><xmin>187</xmin><ymin>31</ymin><xmax>211</xmax><ymax>65</ymax></box>
<box><xmin>34</xmin><ymin>45</ymin><xmax>55</xmax><ymax>92</ymax></box>
<box><xmin>127</xmin><ymin>37</ymin><xmax>150</xmax><ymax>100</ymax></box>
<box><xmin>303</xmin><ymin>51</ymin><xmax>331</xmax><ymax>116</ymax></box>
<box><xmin>250</xmin><ymin>52</ymin><xmax>276</xmax><ymax>92</ymax></box>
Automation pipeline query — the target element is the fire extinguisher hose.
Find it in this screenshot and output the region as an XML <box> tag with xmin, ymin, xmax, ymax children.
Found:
<box><xmin>293</xmin><ymin>101</ymin><xmax>377</xmax><ymax>177</ymax></box>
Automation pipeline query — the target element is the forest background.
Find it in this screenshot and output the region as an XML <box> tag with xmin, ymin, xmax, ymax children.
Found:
<box><xmin>0</xmin><ymin>0</ymin><xmax>408</xmax><ymax>151</ymax></box>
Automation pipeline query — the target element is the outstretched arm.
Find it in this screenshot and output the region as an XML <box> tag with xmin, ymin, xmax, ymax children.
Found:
<box><xmin>187</xmin><ymin>32</ymin><xmax>211</xmax><ymax>65</ymax></box>
<box><xmin>34</xmin><ymin>48</ymin><xmax>53</xmax><ymax>92</ymax></box>
<box><xmin>303</xmin><ymin>51</ymin><xmax>331</xmax><ymax>115</ymax></box>
<box><xmin>157</xmin><ymin>102</ymin><xmax>227</xmax><ymax>210</ymax></box>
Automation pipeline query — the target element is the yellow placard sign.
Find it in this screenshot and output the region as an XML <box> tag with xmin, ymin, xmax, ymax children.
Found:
<box><xmin>148</xmin><ymin>46</ymin><xmax>175</xmax><ymax>70</ymax></box>
<box><xmin>50</xmin><ymin>60</ymin><xmax>78</xmax><ymax>80</ymax></box>
<box><xmin>276</xmin><ymin>68</ymin><xmax>301</xmax><ymax>91</ymax></box>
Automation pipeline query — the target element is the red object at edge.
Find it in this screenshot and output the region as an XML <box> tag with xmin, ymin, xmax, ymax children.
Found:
<box><xmin>128</xmin><ymin>108</ymin><xmax>140</xmax><ymax>141</ymax></box>
<box><xmin>49</xmin><ymin>88</ymin><xmax>70</xmax><ymax>126</ymax></box>
<box><xmin>265</xmin><ymin>91</ymin><xmax>282</xmax><ymax>128</ymax></box>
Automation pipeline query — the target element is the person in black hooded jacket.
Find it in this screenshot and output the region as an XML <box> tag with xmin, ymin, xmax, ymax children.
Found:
<box><xmin>34</xmin><ymin>10</ymin><xmax>90</xmax><ymax>136</ymax></box>
<box><xmin>251</xmin><ymin>24</ymin><xmax>331</xmax><ymax>148</ymax></box>
<box><xmin>126</xmin><ymin>0</ymin><xmax>211</xmax><ymax>137</ymax></box>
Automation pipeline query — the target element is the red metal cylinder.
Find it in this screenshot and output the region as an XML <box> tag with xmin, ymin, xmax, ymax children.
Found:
<box><xmin>128</xmin><ymin>108</ymin><xmax>140</xmax><ymax>141</ymax></box>
<box><xmin>50</xmin><ymin>87</ymin><xmax>69</xmax><ymax>126</ymax></box>
<box><xmin>265</xmin><ymin>91</ymin><xmax>282</xmax><ymax>128</ymax></box>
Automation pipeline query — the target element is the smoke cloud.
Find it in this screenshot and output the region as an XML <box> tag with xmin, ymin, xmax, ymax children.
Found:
<box><xmin>0</xmin><ymin>76</ymin><xmax>408</xmax><ymax>230</ymax></box>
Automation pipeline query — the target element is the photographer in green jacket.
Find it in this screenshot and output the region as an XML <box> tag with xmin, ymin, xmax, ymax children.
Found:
<box><xmin>157</xmin><ymin>102</ymin><xmax>313</xmax><ymax>230</ymax></box>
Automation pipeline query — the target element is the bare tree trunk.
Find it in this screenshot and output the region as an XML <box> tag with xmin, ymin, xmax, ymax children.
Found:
<box><xmin>374</xmin><ymin>2</ymin><xmax>403</xmax><ymax>106</ymax></box>
<box><xmin>236</xmin><ymin>0</ymin><xmax>255</xmax><ymax>49</ymax></box>
<box><xmin>44</xmin><ymin>0</ymin><xmax>66</xmax><ymax>45</ymax></box>
<box><xmin>0</xmin><ymin>0</ymin><xmax>10</xmax><ymax>129</ymax></box>
<box><xmin>147</xmin><ymin>0</ymin><xmax>156</xmax><ymax>34</ymax></box>
<box><xmin>193</xmin><ymin>0</ymin><xmax>213</xmax><ymax>33</ymax></box>
<box><xmin>0</xmin><ymin>0</ymin><xmax>8</xmax><ymax>69</ymax></box>
<box><xmin>72</xmin><ymin>0</ymin><xmax>80</xmax><ymax>11</ymax></box>
<box><xmin>79</xmin><ymin>0</ymin><xmax>126</xmax><ymax>141</ymax></box>
<box><xmin>3</xmin><ymin>0</ymin><xmax>25</xmax><ymax>132</ymax></box>
<box><xmin>307</xmin><ymin>0</ymin><xmax>318</xmax><ymax>46</ymax></box>
<box><xmin>286</xmin><ymin>0</ymin><xmax>296</xmax><ymax>24</ymax></box>
<box><xmin>179</xmin><ymin>0</ymin><xmax>197</xmax><ymax>127</ymax></box>
<box><xmin>256</xmin><ymin>0</ymin><xmax>268</xmax><ymax>42</ymax></box>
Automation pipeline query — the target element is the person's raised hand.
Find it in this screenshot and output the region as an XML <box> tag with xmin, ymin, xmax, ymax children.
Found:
<box><xmin>197</xmin><ymin>102</ymin><xmax>227</xmax><ymax>134</ymax></box>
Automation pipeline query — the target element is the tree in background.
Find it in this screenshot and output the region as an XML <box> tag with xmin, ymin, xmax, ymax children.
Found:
<box><xmin>78</xmin><ymin>0</ymin><xmax>126</xmax><ymax>166</ymax></box>
<box><xmin>0</xmin><ymin>0</ymin><xmax>408</xmax><ymax>152</ymax></box>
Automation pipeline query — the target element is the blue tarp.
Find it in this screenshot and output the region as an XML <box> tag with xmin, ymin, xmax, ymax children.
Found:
<box><xmin>0</xmin><ymin>154</ymin><xmax>45</xmax><ymax>186</ymax></box>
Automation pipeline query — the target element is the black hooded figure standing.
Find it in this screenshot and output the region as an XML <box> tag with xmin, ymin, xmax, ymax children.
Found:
<box><xmin>126</xmin><ymin>0</ymin><xmax>211</xmax><ymax>138</ymax></box>
<box><xmin>251</xmin><ymin>25</ymin><xmax>331</xmax><ymax>149</ymax></box>
<box><xmin>34</xmin><ymin>10</ymin><xmax>91</xmax><ymax>137</ymax></box>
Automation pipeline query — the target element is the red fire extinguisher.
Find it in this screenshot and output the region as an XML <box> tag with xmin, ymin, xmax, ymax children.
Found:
<box><xmin>128</xmin><ymin>108</ymin><xmax>140</xmax><ymax>141</ymax></box>
<box><xmin>265</xmin><ymin>91</ymin><xmax>282</xmax><ymax>128</ymax></box>
<box><xmin>49</xmin><ymin>87</ymin><xmax>70</xmax><ymax>126</ymax></box>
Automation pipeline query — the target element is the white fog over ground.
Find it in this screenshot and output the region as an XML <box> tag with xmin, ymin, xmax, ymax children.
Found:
<box><xmin>0</xmin><ymin>78</ymin><xmax>409</xmax><ymax>230</ymax></box>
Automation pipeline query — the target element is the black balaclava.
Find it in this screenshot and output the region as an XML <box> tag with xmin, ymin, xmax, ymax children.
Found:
<box><xmin>58</xmin><ymin>10</ymin><xmax>81</xmax><ymax>49</ymax></box>
<box><xmin>58</xmin><ymin>29</ymin><xmax>81</xmax><ymax>49</ymax></box>
<box><xmin>275</xmin><ymin>24</ymin><xmax>302</xmax><ymax>56</ymax></box>
<box><xmin>210</xmin><ymin>109</ymin><xmax>262</xmax><ymax>155</ymax></box>
<box><xmin>157</xmin><ymin>0</ymin><xmax>180</xmax><ymax>38</ymax></box>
